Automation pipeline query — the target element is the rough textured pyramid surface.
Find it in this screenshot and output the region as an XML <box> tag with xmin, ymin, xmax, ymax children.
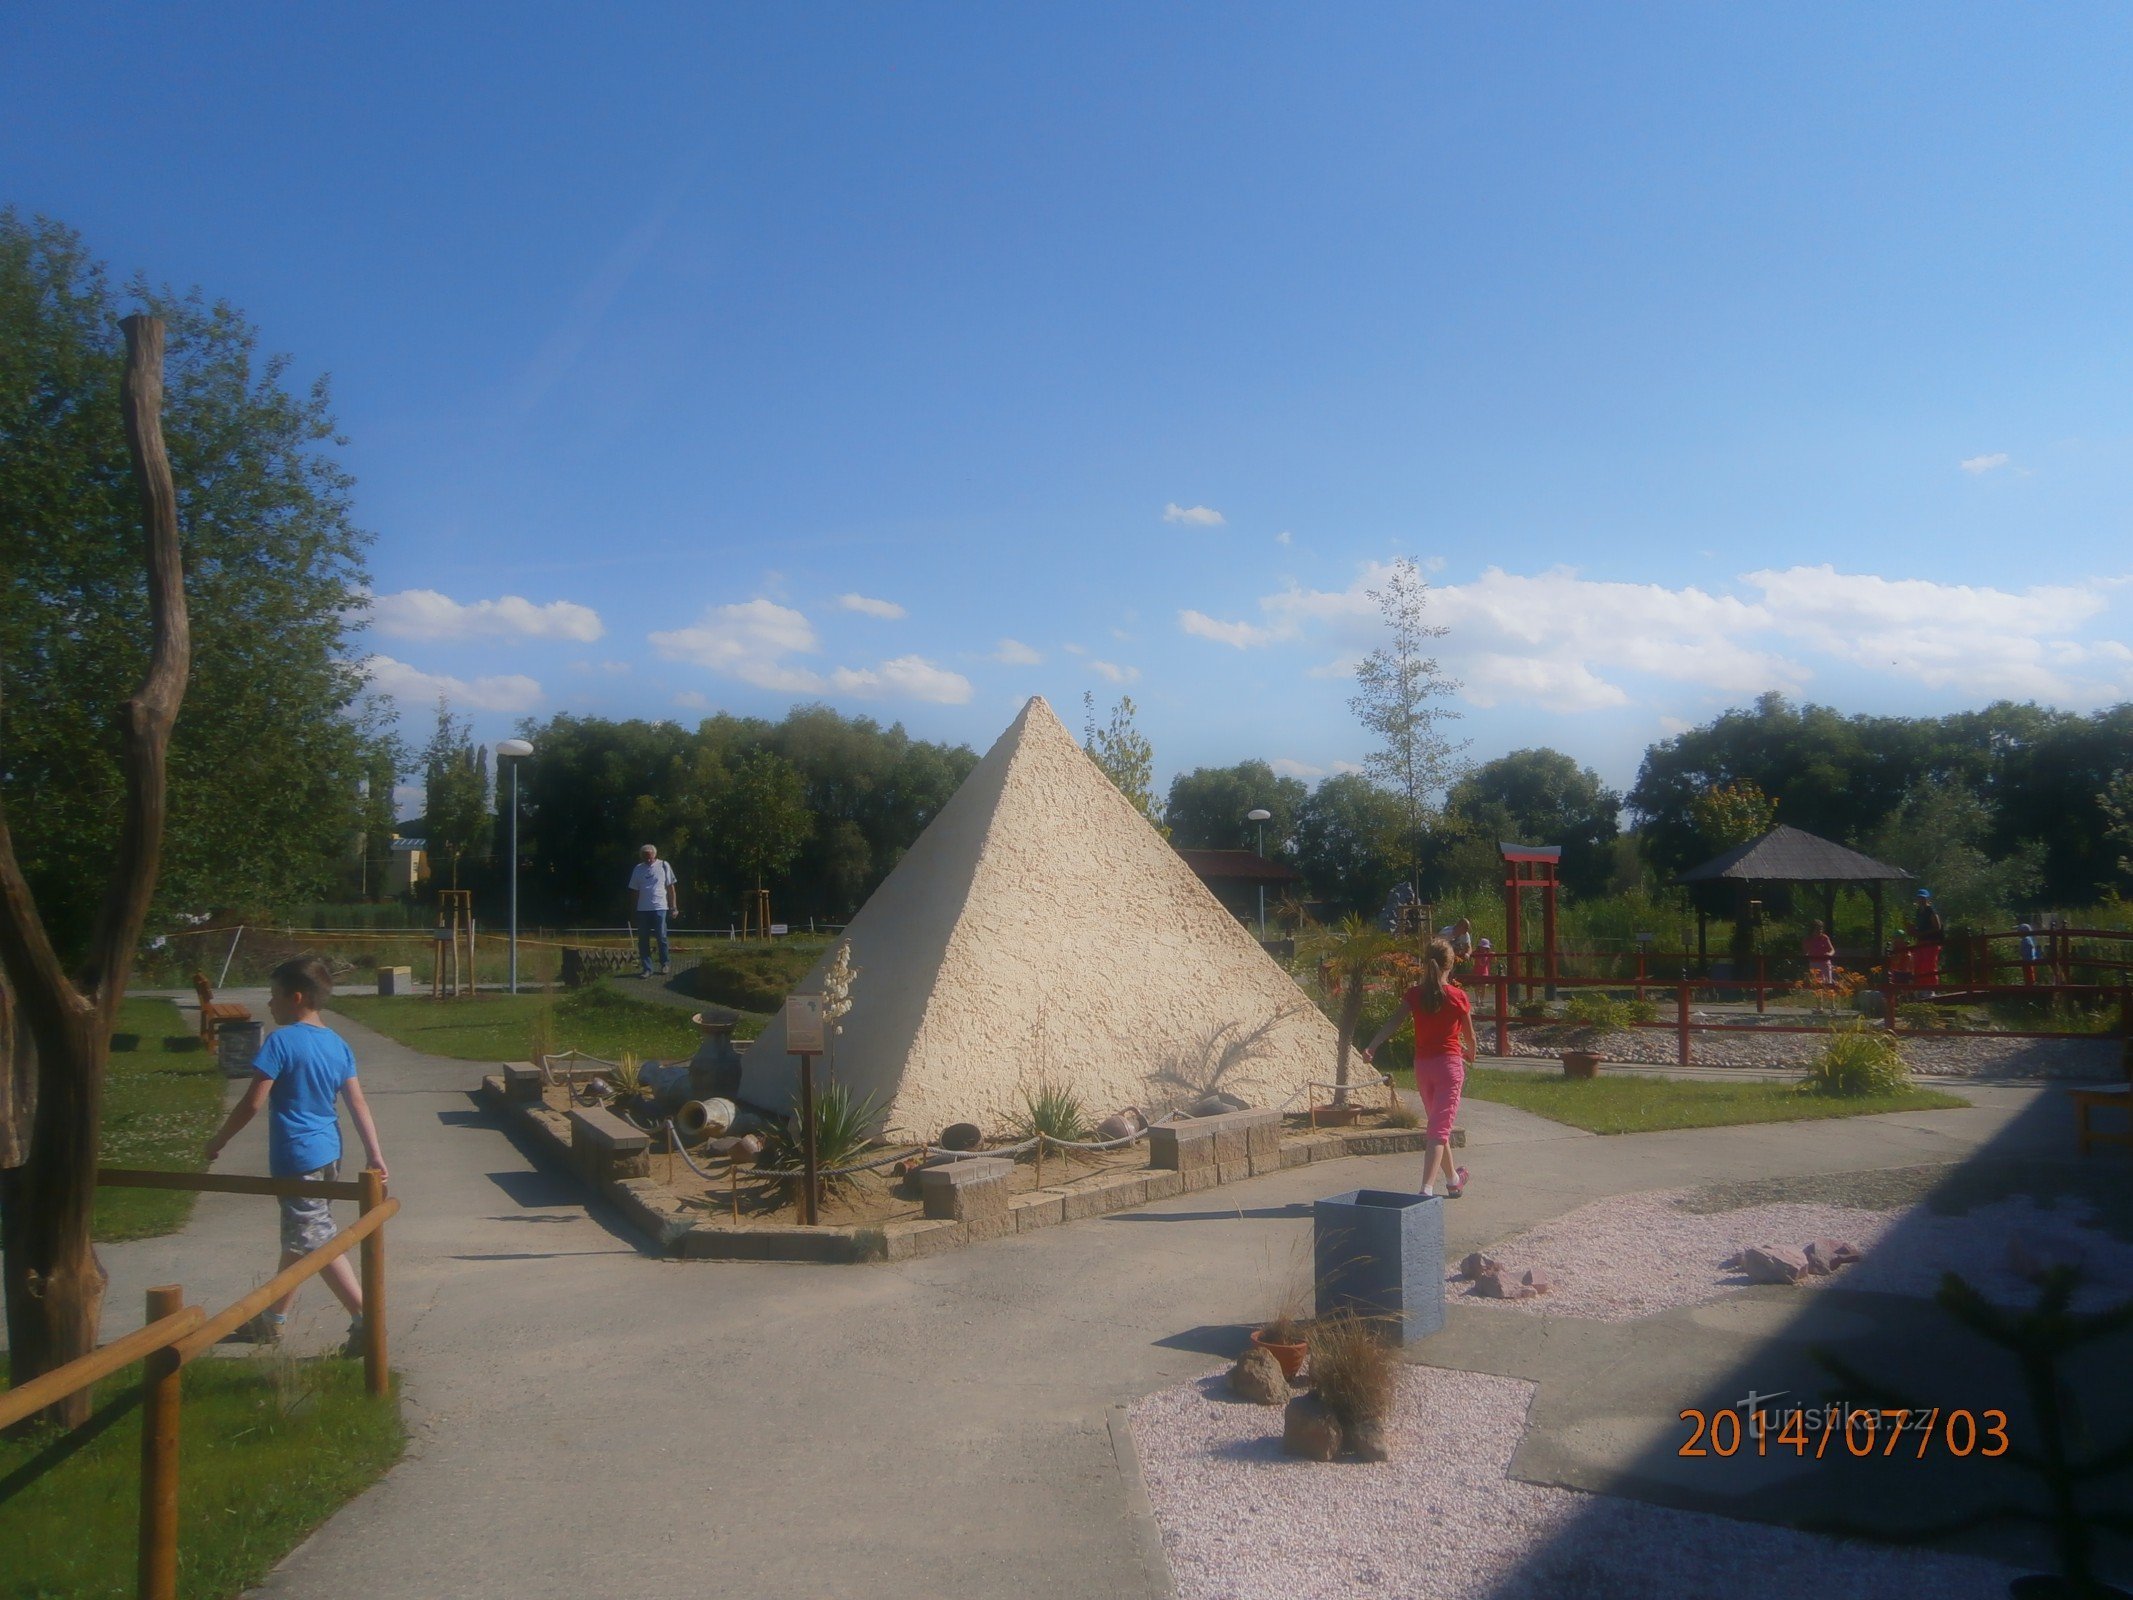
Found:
<box><xmin>740</xmin><ymin>696</ymin><xmax>1343</xmax><ymax>1140</ymax></box>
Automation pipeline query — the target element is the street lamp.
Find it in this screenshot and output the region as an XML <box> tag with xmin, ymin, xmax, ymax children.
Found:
<box><xmin>1246</xmin><ymin>808</ymin><xmax>1273</xmax><ymax>935</ymax></box>
<box><xmin>497</xmin><ymin>739</ymin><xmax>534</xmax><ymax>994</ymax></box>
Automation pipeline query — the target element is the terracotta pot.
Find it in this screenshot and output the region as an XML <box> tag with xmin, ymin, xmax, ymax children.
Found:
<box><xmin>1251</xmin><ymin>1327</ymin><xmax>1308</xmax><ymax>1380</ymax></box>
<box><xmin>1560</xmin><ymin>1050</ymin><xmax>1601</xmax><ymax>1080</ymax></box>
<box><xmin>1314</xmin><ymin>1103</ymin><xmax>1362</xmax><ymax>1127</ymax></box>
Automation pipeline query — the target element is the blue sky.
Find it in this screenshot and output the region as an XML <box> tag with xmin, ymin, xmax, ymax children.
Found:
<box><xmin>7</xmin><ymin>4</ymin><xmax>2131</xmax><ymax>802</ymax></box>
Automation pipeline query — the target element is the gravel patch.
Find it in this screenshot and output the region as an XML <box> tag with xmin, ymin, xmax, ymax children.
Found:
<box><xmin>1502</xmin><ymin>1026</ymin><xmax>2118</xmax><ymax>1079</ymax></box>
<box><xmin>1463</xmin><ymin>1189</ymin><xmax>2133</xmax><ymax>1322</ymax></box>
<box><xmin>1131</xmin><ymin>1366</ymin><xmax>2017</xmax><ymax>1600</ymax></box>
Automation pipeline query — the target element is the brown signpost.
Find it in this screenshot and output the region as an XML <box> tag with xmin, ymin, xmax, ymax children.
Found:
<box><xmin>782</xmin><ymin>994</ymin><xmax>826</xmax><ymax>1225</ymax></box>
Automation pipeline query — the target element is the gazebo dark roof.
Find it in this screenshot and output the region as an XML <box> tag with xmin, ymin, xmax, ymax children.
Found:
<box><xmin>1675</xmin><ymin>824</ymin><xmax>1911</xmax><ymax>886</ymax></box>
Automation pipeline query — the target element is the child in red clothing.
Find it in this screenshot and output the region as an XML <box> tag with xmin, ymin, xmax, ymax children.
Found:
<box><xmin>1360</xmin><ymin>938</ymin><xmax>1477</xmax><ymax>1198</ymax></box>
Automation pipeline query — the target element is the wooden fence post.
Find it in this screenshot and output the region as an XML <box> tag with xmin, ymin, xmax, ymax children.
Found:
<box><xmin>138</xmin><ymin>1284</ymin><xmax>184</xmax><ymax>1600</ymax></box>
<box><xmin>1493</xmin><ymin>972</ymin><xmax>1509</xmax><ymax>1059</ymax></box>
<box><xmin>1677</xmin><ymin>977</ymin><xmax>1691</xmax><ymax>1069</ymax></box>
<box><xmin>357</xmin><ymin>1169</ymin><xmax>388</xmax><ymax>1398</ymax></box>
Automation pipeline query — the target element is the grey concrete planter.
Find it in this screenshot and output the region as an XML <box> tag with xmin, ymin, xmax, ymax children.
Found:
<box><xmin>1313</xmin><ymin>1188</ymin><xmax>1445</xmax><ymax>1347</ymax></box>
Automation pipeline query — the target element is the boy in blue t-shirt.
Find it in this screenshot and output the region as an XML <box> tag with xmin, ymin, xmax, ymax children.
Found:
<box><xmin>203</xmin><ymin>955</ymin><xmax>388</xmax><ymax>1350</ymax></box>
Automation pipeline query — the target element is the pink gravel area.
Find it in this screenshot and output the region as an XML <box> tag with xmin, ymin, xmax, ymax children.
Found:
<box><xmin>1461</xmin><ymin>1191</ymin><xmax>2133</xmax><ymax>1321</ymax></box>
<box><xmin>1131</xmin><ymin>1366</ymin><xmax>2017</xmax><ymax>1600</ymax></box>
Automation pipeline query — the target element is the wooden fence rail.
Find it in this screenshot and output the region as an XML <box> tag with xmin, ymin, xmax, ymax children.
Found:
<box><xmin>0</xmin><ymin>1167</ymin><xmax>398</xmax><ymax>1600</ymax></box>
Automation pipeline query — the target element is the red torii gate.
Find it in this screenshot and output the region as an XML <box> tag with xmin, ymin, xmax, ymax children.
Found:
<box><xmin>1500</xmin><ymin>843</ymin><xmax>1562</xmax><ymax>1000</ymax></box>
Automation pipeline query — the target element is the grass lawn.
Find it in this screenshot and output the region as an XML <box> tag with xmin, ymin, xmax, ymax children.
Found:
<box><xmin>98</xmin><ymin>997</ymin><xmax>224</xmax><ymax>1242</ymax></box>
<box><xmin>0</xmin><ymin>1354</ymin><xmax>403</xmax><ymax>1600</ymax></box>
<box><xmin>332</xmin><ymin>984</ymin><xmax>742</xmax><ymax>1063</ymax></box>
<box><xmin>1456</xmin><ymin>1066</ymin><xmax>1968</xmax><ymax>1134</ymax></box>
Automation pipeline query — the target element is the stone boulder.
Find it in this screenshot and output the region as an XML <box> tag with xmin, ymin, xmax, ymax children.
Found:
<box><xmin>1456</xmin><ymin>1251</ymin><xmax>1502</xmax><ymax>1281</ymax></box>
<box><xmin>1348</xmin><ymin>1416</ymin><xmax>1392</xmax><ymax>1462</ymax></box>
<box><xmin>1282</xmin><ymin>1394</ymin><xmax>1343</xmax><ymax>1461</ymax></box>
<box><xmin>1473</xmin><ymin>1268</ymin><xmax>1544</xmax><ymax>1301</ymax></box>
<box><xmin>1803</xmin><ymin>1239</ymin><xmax>1861</xmax><ymax>1276</ymax></box>
<box><xmin>1733</xmin><ymin>1245</ymin><xmax>1810</xmax><ymax>1285</ymax></box>
<box><xmin>1228</xmin><ymin>1346</ymin><xmax>1289</xmax><ymax>1406</ymax></box>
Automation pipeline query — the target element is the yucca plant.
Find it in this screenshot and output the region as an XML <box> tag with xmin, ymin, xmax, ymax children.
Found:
<box><xmin>761</xmin><ymin>1081</ymin><xmax>882</xmax><ymax>1191</ymax></box>
<box><xmin>1802</xmin><ymin>1021</ymin><xmax>1908</xmax><ymax>1098</ymax></box>
<box><xmin>605</xmin><ymin>1052</ymin><xmax>644</xmax><ymax>1102</ymax></box>
<box><xmin>1014</xmin><ymin>1079</ymin><xmax>1093</xmax><ymax>1146</ymax></box>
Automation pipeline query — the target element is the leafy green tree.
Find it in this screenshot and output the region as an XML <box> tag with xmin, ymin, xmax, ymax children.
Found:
<box><xmin>0</xmin><ymin>210</ymin><xmax>381</xmax><ymax>951</ymax></box>
<box><xmin>1445</xmin><ymin>748</ymin><xmax>1620</xmax><ymax>898</ymax></box>
<box><xmin>2102</xmin><ymin>772</ymin><xmax>2133</xmax><ymax>883</ymax></box>
<box><xmin>1292</xmin><ymin>773</ymin><xmax>1407</xmax><ymax>917</ymax></box>
<box><xmin>1870</xmin><ymin>784</ymin><xmax>2044</xmax><ymax>921</ymax></box>
<box><xmin>419</xmin><ymin>701</ymin><xmax>490</xmax><ymax>889</ymax></box>
<box><xmin>1349</xmin><ymin>558</ymin><xmax>1465</xmax><ymax>889</ymax></box>
<box><xmin>1690</xmin><ymin>779</ymin><xmax>1779</xmax><ymax>854</ymax></box>
<box><xmin>1083</xmin><ymin>692</ymin><xmax>1164</xmax><ymax>831</ymax></box>
<box><xmin>719</xmin><ymin>750</ymin><xmax>813</xmax><ymax>907</ymax></box>
<box><xmin>1165</xmin><ymin>761</ymin><xmax>1308</xmax><ymax>855</ymax></box>
<box><xmin>359</xmin><ymin>744</ymin><xmax>402</xmax><ymax>900</ymax></box>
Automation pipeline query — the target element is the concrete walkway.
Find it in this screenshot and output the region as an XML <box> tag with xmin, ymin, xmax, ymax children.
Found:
<box><xmin>81</xmin><ymin>1003</ymin><xmax>2080</xmax><ymax>1599</ymax></box>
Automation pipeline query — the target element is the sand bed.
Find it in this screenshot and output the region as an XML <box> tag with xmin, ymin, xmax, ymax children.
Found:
<box><xmin>1131</xmin><ymin>1367</ymin><xmax>2017</xmax><ymax>1600</ymax></box>
<box><xmin>1460</xmin><ymin>1190</ymin><xmax>2133</xmax><ymax>1321</ymax></box>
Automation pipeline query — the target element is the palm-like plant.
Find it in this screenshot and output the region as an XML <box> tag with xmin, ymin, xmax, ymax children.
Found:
<box><xmin>1297</xmin><ymin>914</ymin><xmax>1422</xmax><ymax>1107</ymax></box>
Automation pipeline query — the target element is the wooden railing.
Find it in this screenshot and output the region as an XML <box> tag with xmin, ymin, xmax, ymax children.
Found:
<box><xmin>0</xmin><ymin>1167</ymin><xmax>399</xmax><ymax>1600</ymax></box>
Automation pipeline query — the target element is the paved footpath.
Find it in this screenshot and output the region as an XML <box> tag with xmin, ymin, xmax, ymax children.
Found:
<box><xmin>81</xmin><ymin>1002</ymin><xmax>2074</xmax><ymax>1599</ymax></box>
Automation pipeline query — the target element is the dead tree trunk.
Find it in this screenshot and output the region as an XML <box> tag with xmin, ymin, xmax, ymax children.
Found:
<box><xmin>0</xmin><ymin>315</ymin><xmax>190</xmax><ymax>1429</ymax></box>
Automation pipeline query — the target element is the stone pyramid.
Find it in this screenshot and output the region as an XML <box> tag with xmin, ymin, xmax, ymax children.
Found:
<box><xmin>740</xmin><ymin>696</ymin><xmax>1342</xmax><ymax>1141</ymax></box>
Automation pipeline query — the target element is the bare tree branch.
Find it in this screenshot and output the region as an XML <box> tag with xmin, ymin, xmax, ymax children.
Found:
<box><xmin>79</xmin><ymin>315</ymin><xmax>191</xmax><ymax>1016</ymax></box>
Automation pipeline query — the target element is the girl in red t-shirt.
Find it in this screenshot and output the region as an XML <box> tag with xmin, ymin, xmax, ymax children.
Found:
<box><xmin>1360</xmin><ymin>938</ymin><xmax>1478</xmax><ymax>1198</ymax></box>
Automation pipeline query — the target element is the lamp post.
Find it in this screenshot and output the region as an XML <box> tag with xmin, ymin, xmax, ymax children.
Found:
<box><xmin>1247</xmin><ymin>808</ymin><xmax>1272</xmax><ymax>935</ymax></box>
<box><xmin>497</xmin><ymin>739</ymin><xmax>534</xmax><ymax>994</ymax></box>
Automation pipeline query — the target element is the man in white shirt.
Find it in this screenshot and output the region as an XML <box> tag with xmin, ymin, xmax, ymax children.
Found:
<box><xmin>627</xmin><ymin>844</ymin><xmax>680</xmax><ymax>978</ymax></box>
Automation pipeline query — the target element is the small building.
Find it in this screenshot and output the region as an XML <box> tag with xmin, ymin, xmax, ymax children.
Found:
<box><xmin>1174</xmin><ymin>848</ymin><xmax>1304</xmax><ymax>928</ymax></box>
<box><xmin>386</xmin><ymin>837</ymin><xmax>429</xmax><ymax>898</ymax></box>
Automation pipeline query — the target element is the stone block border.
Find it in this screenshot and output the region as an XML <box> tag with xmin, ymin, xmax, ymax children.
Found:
<box><xmin>479</xmin><ymin>1072</ymin><xmax>1434</xmax><ymax>1263</ymax></box>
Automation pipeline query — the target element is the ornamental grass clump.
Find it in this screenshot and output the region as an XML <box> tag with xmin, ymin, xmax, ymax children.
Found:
<box><xmin>1306</xmin><ymin>1311</ymin><xmax>1397</xmax><ymax>1433</ymax></box>
<box><xmin>1803</xmin><ymin>1021</ymin><xmax>1909</xmax><ymax>1098</ymax></box>
<box><xmin>1015</xmin><ymin>1079</ymin><xmax>1093</xmax><ymax>1146</ymax></box>
<box><xmin>762</xmin><ymin>1081</ymin><xmax>882</xmax><ymax>1190</ymax></box>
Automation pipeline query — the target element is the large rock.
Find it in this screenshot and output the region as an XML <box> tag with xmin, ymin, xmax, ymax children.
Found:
<box><xmin>1735</xmin><ymin>1245</ymin><xmax>1809</xmax><ymax>1285</ymax></box>
<box><xmin>1474</xmin><ymin>1268</ymin><xmax>1542</xmax><ymax>1301</ymax></box>
<box><xmin>1348</xmin><ymin>1416</ymin><xmax>1392</xmax><ymax>1462</ymax></box>
<box><xmin>1803</xmin><ymin>1239</ymin><xmax>1861</xmax><ymax>1276</ymax></box>
<box><xmin>1456</xmin><ymin>1250</ymin><xmax>1501</xmax><ymax>1281</ymax></box>
<box><xmin>1282</xmin><ymin>1394</ymin><xmax>1343</xmax><ymax>1461</ymax></box>
<box><xmin>1228</xmin><ymin>1346</ymin><xmax>1289</xmax><ymax>1405</ymax></box>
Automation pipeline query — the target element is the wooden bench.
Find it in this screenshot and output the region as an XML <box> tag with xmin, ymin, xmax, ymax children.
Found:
<box><xmin>2071</xmin><ymin>1086</ymin><xmax>2132</xmax><ymax>1157</ymax></box>
<box><xmin>192</xmin><ymin>973</ymin><xmax>251</xmax><ymax>1048</ymax></box>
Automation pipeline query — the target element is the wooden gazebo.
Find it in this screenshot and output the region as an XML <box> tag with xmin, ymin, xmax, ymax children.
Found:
<box><xmin>1674</xmin><ymin>824</ymin><xmax>1912</xmax><ymax>964</ymax></box>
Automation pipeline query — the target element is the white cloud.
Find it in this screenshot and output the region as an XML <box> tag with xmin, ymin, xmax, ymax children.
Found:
<box><xmin>362</xmin><ymin>655</ymin><xmax>544</xmax><ymax>713</ymax></box>
<box><xmin>1090</xmin><ymin>660</ymin><xmax>1139</xmax><ymax>684</ymax></box>
<box><xmin>1179</xmin><ymin>609</ymin><xmax>1293</xmax><ymax>650</ymax></box>
<box><xmin>838</xmin><ymin>593</ymin><xmax>907</xmax><ymax>620</ymax></box>
<box><xmin>829</xmin><ymin>656</ymin><xmax>973</xmax><ymax>704</ymax></box>
<box><xmin>1960</xmin><ymin>452</ymin><xmax>2011</xmax><ymax>475</ymax></box>
<box><xmin>1234</xmin><ymin>558</ymin><xmax>2132</xmax><ymax>711</ymax></box>
<box><xmin>1332</xmin><ymin>760</ymin><xmax>1365</xmax><ymax>776</ymax></box>
<box><xmin>572</xmin><ymin>659</ymin><xmax>632</xmax><ymax>675</ymax></box>
<box><xmin>1063</xmin><ymin>642</ymin><xmax>1088</xmax><ymax>656</ymax></box>
<box><xmin>673</xmin><ymin>690</ymin><xmax>713</xmax><ymax>710</ymax></box>
<box><xmin>1275</xmin><ymin>530</ymin><xmax>1293</xmax><ymax>546</ymax></box>
<box><xmin>369</xmin><ymin>588</ymin><xmax>604</xmax><ymax>643</ymax></box>
<box><xmin>1741</xmin><ymin>565</ymin><xmax>2112</xmax><ymax>700</ymax></box>
<box><xmin>991</xmin><ymin>638</ymin><xmax>1042</xmax><ymax>665</ymax></box>
<box><xmin>1163</xmin><ymin>503</ymin><xmax>1226</xmax><ymax>527</ymax></box>
<box><xmin>1270</xmin><ymin>757</ymin><xmax>1325</xmax><ymax>779</ymax></box>
<box><xmin>648</xmin><ymin>598</ymin><xmax>823</xmax><ymax>691</ymax></box>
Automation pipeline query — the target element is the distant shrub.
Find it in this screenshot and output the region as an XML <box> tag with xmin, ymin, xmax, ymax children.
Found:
<box><xmin>1307</xmin><ymin>1312</ymin><xmax>1398</xmax><ymax>1432</ymax></box>
<box><xmin>1564</xmin><ymin>994</ymin><xmax>1632</xmax><ymax>1033</ymax></box>
<box><xmin>1803</xmin><ymin>1022</ymin><xmax>1909</xmax><ymax>1098</ymax></box>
